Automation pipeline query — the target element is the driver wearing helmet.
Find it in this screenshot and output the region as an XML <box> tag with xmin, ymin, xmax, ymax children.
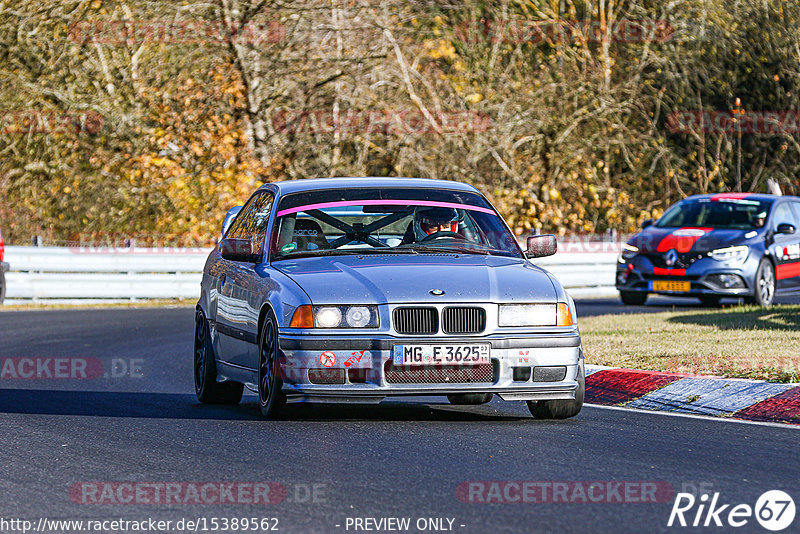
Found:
<box><xmin>402</xmin><ymin>206</ymin><xmax>460</xmax><ymax>244</ymax></box>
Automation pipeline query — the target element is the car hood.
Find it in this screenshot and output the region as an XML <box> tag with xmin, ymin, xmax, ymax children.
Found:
<box><xmin>630</xmin><ymin>227</ymin><xmax>756</xmax><ymax>254</ymax></box>
<box><xmin>273</xmin><ymin>254</ymin><xmax>557</xmax><ymax>304</ymax></box>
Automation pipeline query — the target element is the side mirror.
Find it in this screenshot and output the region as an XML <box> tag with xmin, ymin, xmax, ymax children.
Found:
<box><xmin>641</xmin><ymin>219</ymin><xmax>654</xmax><ymax>229</ymax></box>
<box><xmin>526</xmin><ymin>234</ymin><xmax>558</xmax><ymax>258</ymax></box>
<box><xmin>777</xmin><ymin>223</ymin><xmax>796</xmax><ymax>235</ymax></box>
<box><xmin>221</xmin><ymin>206</ymin><xmax>243</xmax><ymax>239</ymax></box>
<box><xmin>220</xmin><ymin>238</ymin><xmax>261</xmax><ymax>263</ymax></box>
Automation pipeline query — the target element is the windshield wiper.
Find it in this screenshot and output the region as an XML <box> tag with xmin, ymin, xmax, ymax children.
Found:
<box><xmin>405</xmin><ymin>245</ymin><xmax>490</xmax><ymax>255</ymax></box>
<box><xmin>274</xmin><ymin>247</ymin><xmax>419</xmax><ymax>260</ymax></box>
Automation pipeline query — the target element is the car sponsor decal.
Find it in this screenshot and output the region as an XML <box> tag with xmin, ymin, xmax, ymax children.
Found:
<box><xmin>344</xmin><ymin>350</ymin><xmax>366</xmax><ymax>368</ymax></box>
<box><xmin>319</xmin><ymin>351</ymin><xmax>336</xmax><ymax>368</ymax></box>
<box><xmin>656</xmin><ymin>227</ymin><xmax>712</xmax><ymax>253</ymax></box>
<box><xmin>781</xmin><ymin>244</ymin><xmax>800</xmax><ymax>261</ymax></box>
<box><xmin>276</xmin><ymin>199</ymin><xmax>496</xmax><ymax>218</ymax></box>
<box><xmin>652</xmin><ymin>267</ymin><xmax>687</xmax><ymax>276</ymax></box>
<box><xmin>709</xmin><ymin>192</ymin><xmax>753</xmax><ymax>201</ymax></box>
<box><xmin>776</xmin><ymin>261</ymin><xmax>800</xmax><ymax>280</ymax></box>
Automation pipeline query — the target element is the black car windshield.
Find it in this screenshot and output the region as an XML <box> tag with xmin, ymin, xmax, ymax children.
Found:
<box><xmin>270</xmin><ymin>187</ymin><xmax>522</xmax><ymax>259</ymax></box>
<box><xmin>656</xmin><ymin>197</ymin><xmax>773</xmax><ymax>230</ymax></box>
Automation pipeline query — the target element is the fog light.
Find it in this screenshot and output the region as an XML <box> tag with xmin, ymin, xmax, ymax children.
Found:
<box><xmin>513</xmin><ymin>367</ymin><xmax>532</xmax><ymax>382</ymax></box>
<box><xmin>707</xmin><ymin>273</ymin><xmax>746</xmax><ymax>289</ymax></box>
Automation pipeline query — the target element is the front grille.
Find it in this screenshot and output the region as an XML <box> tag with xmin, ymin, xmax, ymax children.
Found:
<box><xmin>308</xmin><ymin>368</ymin><xmax>346</xmax><ymax>384</ymax></box>
<box><xmin>393</xmin><ymin>307</ymin><xmax>438</xmax><ymax>335</ymax></box>
<box><xmin>441</xmin><ymin>307</ymin><xmax>486</xmax><ymax>334</ymax></box>
<box><xmin>383</xmin><ymin>360</ymin><xmax>494</xmax><ymax>384</ymax></box>
<box><xmin>647</xmin><ymin>253</ymin><xmax>705</xmax><ymax>270</ymax></box>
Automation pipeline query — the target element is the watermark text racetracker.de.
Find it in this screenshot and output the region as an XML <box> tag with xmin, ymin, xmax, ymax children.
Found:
<box><xmin>456</xmin><ymin>480</ymin><xmax>674</xmax><ymax>503</ymax></box>
<box><xmin>0</xmin><ymin>110</ymin><xmax>103</xmax><ymax>136</ymax></box>
<box><xmin>667</xmin><ymin>110</ymin><xmax>800</xmax><ymax>135</ymax></box>
<box><xmin>271</xmin><ymin>109</ymin><xmax>491</xmax><ymax>135</ymax></box>
<box><xmin>0</xmin><ymin>517</ymin><xmax>280</xmax><ymax>533</ymax></box>
<box><xmin>68</xmin><ymin>20</ymin><xmax>285</xmax><ymax>45</ymax></box>
<box><xmin>70</xmin><ymin>481</ymin><xmax>327</xmax><ymax>505</ymax></box>
<box><xmin>0</xmin><ymin>357</ymin><xmax>143</xmax><ymax>380</ymax></box>
<box><xmin>455</xmin><ymin>19</ymin><xmax>674</xmax><ymax>44</ymax></box>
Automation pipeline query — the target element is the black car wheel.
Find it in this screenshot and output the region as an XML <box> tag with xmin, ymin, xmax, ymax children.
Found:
<box><xmin>258</xmin><ymin>309</ymin><xmax>286</xmax><ymax>418</ymax></box>
<box><xmin>746</xmin><ymin>258</ymin><xmax>775</xmax><ymax>307</ymax></box>
<box><xmin>194</xmin><ymin>310</ymin><xmax>244</xmax><ymax>404</ymax></box>
<box><xmin>527</xmin><ymin>361</ymin><xmax>584</xmax><ymax>419</ymax></box>
<box><xmin>447</xmin><ymin>393</ymin><xmax>493</xmax><ymax>405</ymax></box>
<box><xmin>0</xmin><ymin>270</ymin><xmax>5</xmax><ymax>304</ymax></box>
<box><xmin>619</xmin><ymin>290</ymin><xmax>648</xmax><ymax>306</ymax></box>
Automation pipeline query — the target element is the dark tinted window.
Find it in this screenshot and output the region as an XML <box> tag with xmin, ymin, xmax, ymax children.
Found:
<box><xmin>225</xmin><ymin>191</ymin><xmax>274</xmax><ymax>256</ymax></box>
<box><xmin>657</xmin><ymin>198</ymin><xmax>773</xmax><ymax>230</ymax></box>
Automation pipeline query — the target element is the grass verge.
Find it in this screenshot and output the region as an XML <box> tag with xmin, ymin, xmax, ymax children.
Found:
<box><xmin>580</xmin><ymin>304</ymin><xmax>800</xmax><ymax>383</ymax></box>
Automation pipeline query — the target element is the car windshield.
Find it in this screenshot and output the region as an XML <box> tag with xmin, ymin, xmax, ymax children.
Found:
<box><xmin>656</xmin><ymin>197</ymin><xmax>773</xmax><ymax>230</ymax></box>
<box><xmin>270</xmin><ymin>187</ymin><xmax>522</xmax><ymax>259</ymax></box>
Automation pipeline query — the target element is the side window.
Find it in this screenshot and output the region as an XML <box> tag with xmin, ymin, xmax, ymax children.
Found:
<box><xmin>225</xmin><ymin>192</ymin><xmax>275</xmax><ymax>256</ymax></box>
<box><xmin>792</xmin><ymin>202</ymin><xmax>800</xmax><ymax>228</ymax></box>
<box><xmin>772</xmin><ymin>202</ymin><xmax>797</xmax><ymax>231</ymax></box>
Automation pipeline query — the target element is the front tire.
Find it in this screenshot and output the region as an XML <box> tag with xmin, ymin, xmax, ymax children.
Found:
<box><xmin>746</xmin><ymin>259</ymin><xmax>775</xmax><ymax>307</ymax></box>
<box><xmin>194</xmin><ymin>310</ymin><xmax>244</xmax><ymax>404</ymax></box>
<box><xmin>527</xmin><ymin>361</ymin><xmax>584</xmax><ymax>419</ymax></box>
<box><xmin>619</xmin><ymin>290</ymin><xmax>647</xmax><ymax>305</ymax></box>
<box><xmin>447</xmin><ymin>393</ymin><xmax>493</xmax><ymax>405</ymax></box>
<box><xmin>257</xmin><ymin>309</ymin><xmax>286</xmax><ymax>419</ymax></box>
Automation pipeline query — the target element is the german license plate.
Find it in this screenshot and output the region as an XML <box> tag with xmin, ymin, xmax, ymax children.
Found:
<box><xmin>393</xmin><ymin>344</ymin><xmax>490</xmax><ymax>366</ymax></box>
<box><xmin>652</xmin><ymin>280</ymin><xmax>690</xmax><ymax>292</ymax></box>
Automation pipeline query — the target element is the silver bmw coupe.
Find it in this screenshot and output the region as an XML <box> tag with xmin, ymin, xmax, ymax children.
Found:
<box><xmin>195</xmin><ymin>177</ymin><xmax>585</xmax><ymax>419</ymax></box>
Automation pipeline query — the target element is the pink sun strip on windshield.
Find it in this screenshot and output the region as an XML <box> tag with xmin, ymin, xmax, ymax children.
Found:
<box><xmin>275</xmin><ymin>199</ymin><xmax>496</xmax><ymax>217</ymax></box>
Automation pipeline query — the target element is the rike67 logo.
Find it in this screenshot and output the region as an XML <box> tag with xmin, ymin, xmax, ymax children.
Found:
<box><xmin>668</xmin><ymin>490</ymin><xmax>795</xmax><ymax>531</ymax></box>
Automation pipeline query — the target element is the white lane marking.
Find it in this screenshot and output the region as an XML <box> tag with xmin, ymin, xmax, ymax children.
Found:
<box><xmin>585</xmin><ymin>403</ymin><xmax>800</xmax><ymax>430</ymax></box>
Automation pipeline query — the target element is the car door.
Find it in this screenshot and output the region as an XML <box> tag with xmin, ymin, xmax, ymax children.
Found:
<box><xmin>216</xmin><ymin>191</ymin><xmax>275</xmax><ymax>369</ymax></box>
<box><xmin>769</xmin><ymin>201</ymin><xmax>800</xmax><ymax>290</ymax></box>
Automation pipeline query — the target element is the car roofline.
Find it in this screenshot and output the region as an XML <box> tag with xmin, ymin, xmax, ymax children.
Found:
<box><xmin>256</xmin><ymin>177</ymin><xmax>480</xmax><ymax>195</ymax></box>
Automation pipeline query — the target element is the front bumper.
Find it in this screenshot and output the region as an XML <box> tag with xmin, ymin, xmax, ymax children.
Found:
<box><xmin>277</xmin><ymin>332</ymin><xmax>583</xmax><ymax>403</ymax></box>
<box><xmin>615</xmin><ymin>254</ymin><xmax>757</xmax><ymax>297</ymax></box>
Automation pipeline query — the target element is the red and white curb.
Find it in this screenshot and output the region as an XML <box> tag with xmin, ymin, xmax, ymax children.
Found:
<box><xmin>584</xmin><ymin>364</ymin><xmax>800</xmax><ymax>425</ymax></box>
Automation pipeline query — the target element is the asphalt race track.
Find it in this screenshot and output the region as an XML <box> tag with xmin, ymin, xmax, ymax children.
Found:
<box><xmin>1</xmin><ymin>303</ymin><xmax>798</xmax><ymax>533</ymax></box>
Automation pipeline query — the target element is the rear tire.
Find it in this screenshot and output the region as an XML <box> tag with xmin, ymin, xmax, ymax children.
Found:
<box><xmin>619</xmin><ymin>291</ymin><xmax>647</xmax><ymax>305</ymax></box>
<box><xmin>746</xmin><ymin>259</ymin><xmax>775</xmax><ymax>307</ymax></box>
<box><xmin>194</xmin><ymin>310</ymin><xmax>244</xmax><ymax>404</ymax></box>
<box><xmin>698</xmin><ymin>295</ymin><xmax>722</xmax><ymax>307</ymax></box>
<box><xmin>527</xmin><ymin>361</ymin><xmax>584</xmax><ymax>419</ymax></box>
<box><xmin>258</xmin><ymin>309</ymin><xmax>286</xmax><ymax>419</ymax></box>
<box><xmin>447</xmin><ymin>393</ymin><xmax>493</xmax><ymax>405</ymax></box>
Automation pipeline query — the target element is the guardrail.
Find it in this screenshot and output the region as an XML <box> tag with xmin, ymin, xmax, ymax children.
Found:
<box><xmin>3</xmin><ymin>244</ymin><xmax>620</xmax><ymax>301</ymax></box>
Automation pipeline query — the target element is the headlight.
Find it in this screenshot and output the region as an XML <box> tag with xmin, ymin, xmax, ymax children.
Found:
<box><xmin>311</xmin><ymin>305</ymin><xmax>379</xmax><ymax>328</ymax></box>
<box><xmin>345</xmin><ymin>306</ymin><xmax>372</xmax><ymax>328</ymax></box>
<box><xmin>315</xmin><ymin>307</ymin><xmax>342</xmax><ymax>328</ymax></box>
<box><xmin>619</xmin><ymin>243</ymin><xmax>639</xmax><ymax>263</ymax></box>
<box><xmin>710</xmin><ymin>245</ymin><xmax>749</xmax><ymax>263</ymax></box>
<box><xmin>499</xmin><ymin>304</ymin><xmax>557</xmax><ymax>327</ymax></box>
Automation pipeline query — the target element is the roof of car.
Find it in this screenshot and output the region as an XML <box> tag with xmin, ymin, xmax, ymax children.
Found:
<box><xmin>685</xmin><ymin>193</ymin><xmax>799</xmax><ymax>202</ymax></box>
<box><xmin>263</xmin><ymin>177</ymin><xmax>480</xmax><ymax>195</ymax></box>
